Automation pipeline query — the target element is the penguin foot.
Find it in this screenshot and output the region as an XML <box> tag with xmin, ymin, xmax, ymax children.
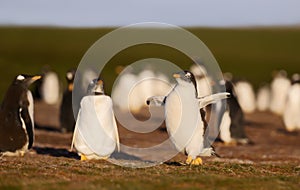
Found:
<box><xmin>185</xmin><ymin>156</ymin><xmax>203</xmax><ymax>165</ymax></box>
<box><xmin>224</xmin><ymin>140</ymin><xmax>237</xmax><ymax>146</ymax></box>
<box><xmin>80</xmin><ymin>154</ymin><xmax>88</xmax><ymax>161</ymax></box>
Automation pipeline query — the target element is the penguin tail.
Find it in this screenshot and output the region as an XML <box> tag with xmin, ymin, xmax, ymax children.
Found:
<box><xmin>146</xmin><ymin>96</ymin><xmax>166</xmax><ymax>106</ymax></box>
<box><xmin>198</xmin><ymin>92</ymin><xmax>230</xmax><ymax>108</ymax></box>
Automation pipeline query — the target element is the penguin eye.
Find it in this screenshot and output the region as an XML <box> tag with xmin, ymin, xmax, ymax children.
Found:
<box><xmin>17</xmin><ymin>75</ymin><xmax>25</xmax><ymax>81</ymax></box>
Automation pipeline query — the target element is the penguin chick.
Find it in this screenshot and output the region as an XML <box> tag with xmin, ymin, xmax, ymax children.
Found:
<box><xmin>0</xmin><ymin>74</ymin><xmax>41</xmax><ymax>156</ymax></box>
<box><xmin>147</xmin><ymin>71</ymin><xmax>229</xmax><ymax>165</ymax></box>
<box><xmin>71</xmin><ymin>78</ymin><xmax>120</xmax><ymax>160</ymax></box>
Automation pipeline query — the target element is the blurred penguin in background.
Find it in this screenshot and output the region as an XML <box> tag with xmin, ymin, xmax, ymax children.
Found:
<box><xmin>270</xmin><ymin>70</ymin><xmax>291</xmax><ymax>115</ymax></box>
<box><xmin>234</xmin><ymin>80</ymin><xmax>256</xmax><ymax>113</ymax></box>
<box><xmin>112</xmin><ymin>66</ymin><xmax>138</xmax><ymax>112</ymax></box>
<box><xmin>71</xmin><ymin>78</ymin><xmax>120</xmax><ymax>160</ymax></box>
<box><xmin>256</xmin><ymin>83</ymin><xmax>271</xmax><ymax>111</ymax></box>
<box><xmin>60</xmin><ymin>69</ymin><xmax>76</xmax><ymax>133</ymax></box>
<box><xmin>283</xmin><ymin>74</ymin><xmax>300</xmax><ymax>132</ymax></box>
<box><xmin>129</xmin><ymin>68</ymin><xmax>156</xmax><ymax>113</ymax></box>
<box><xmin>0</xmin><ymin>74</ymin><xmax>41</xmax><ymax>156</ymax></box>
<box><xmin>219</xmin><ymin>79</ymin><xmax>251</xmax><ymax>145</ymax></box>
<box><xmin>36</xmin><ymin>66</ymin><xmax>61</xmax><ymax>105</ymax></box>
<box><xmin>190</xmin><ymin>62</ymin><xmax>212</xmax><ymax>98</ymax></box>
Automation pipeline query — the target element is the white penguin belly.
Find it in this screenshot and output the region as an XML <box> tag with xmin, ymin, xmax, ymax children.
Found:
<box><xmin>219</xmin><ymin>110</ymin><xmax>232</xmax><ymax>143</ymax></box>
<box><xmin>165</xmin><ymin>87</ymin><xmax>202</xmax><ymax>156</ymax></box>
<box><xmin>283</xmin><ymin>85</ymin><xmax>300</xmax><ymax>131</ymax></box>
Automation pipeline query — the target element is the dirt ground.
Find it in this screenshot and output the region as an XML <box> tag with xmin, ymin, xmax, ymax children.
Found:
<box><xmin>1</xmin><ymin>100</ymin><xmax>299</xmax><ymax>189</ymax></box>
<box><xmin>32</xmin><ymin>101</ymin><xmax>300</xmax><ymax>165</ymax></box>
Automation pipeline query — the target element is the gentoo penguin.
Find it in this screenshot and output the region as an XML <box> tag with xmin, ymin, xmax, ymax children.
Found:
<box><xmin>234</xmin><ymin>80</ymin><xmax>256</xmax><ymax>113</ymax></box>
<box><xmin>130</xmin><ymin>68</ymin><xmax>156</xmax><ymax>113</ymax></box>
<box><xmin>111</xmin><ymin>67</ymin><xmax>138</xmax><ymax>112</ymax></box>
<box><xmin>283</xmin><ymin>74</ymin><xmax>300</xmax><ymax>132</ymax></box>
<box><xmin>219</xmin><ymin>80</ymin><xmax>250</xmax><ymax>145</ymax></box>
<box><xmin>270</xmin><ymin>70</ymin><xmax>291</xmax><ymax>115</ymax></box>
<box><xmin>60</xmin><ymin>69</ymin><xmax>76</xmax><ymax>133</ymax></box>
<box><xmin>40</xmin><ymin>70</ymin><xmax>61</xmax><ymax>105</ymax></box>
<box><xmin>0</xmin><ymin>74</ymin><xmax>41</xmax><ymax>156</ymax></box>
<box><xmin>71</xmin><ymin>78</ymin><xmax>120</xmax><ymax>160</ymax></box>
<box><xmin>256</xmin><ymin>84</ymin><xmax>271</xmax><ymax>111</ymax></box>
<box><xmin>147</xmin><ymin>71</ymin><xmax>229</xmax><ymax>165</ymax></box>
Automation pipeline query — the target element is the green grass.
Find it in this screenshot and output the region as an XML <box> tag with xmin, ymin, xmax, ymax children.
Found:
<box><xmin>0</xmin><ymin>156</ymin><xmax>299</xmax><ymax>190</ymax></box>
<box><xmin>0</xmin><ymin>26</ymin><xmax>300</xmax><ymax>98</ymax></box>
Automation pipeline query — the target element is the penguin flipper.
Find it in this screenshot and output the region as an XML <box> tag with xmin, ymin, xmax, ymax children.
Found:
<box><xmin>146</xmin><ymin>96</ymin><xmax>166</xmax><ymax>106</ymax></box>
<box><xmin>198</xmin><ymin>92</ymin><xmax>230</xmax><ymax>108</ymax></box>
<box><xmin>20</xmin><ymin>108</ymin><xmax>34</xmax><ymax>149</ymax></box>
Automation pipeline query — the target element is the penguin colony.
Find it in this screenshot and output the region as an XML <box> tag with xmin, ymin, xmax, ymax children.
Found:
<box><xmin>0</xmin><ymin>65</ymin><xmax>299</xmax><ymax>165</ymax></box>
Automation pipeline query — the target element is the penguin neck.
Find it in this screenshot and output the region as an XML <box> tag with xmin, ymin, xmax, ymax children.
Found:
<box><xmin>1</xmin><ymin>84</ymin><xmax>25</xmax><ymax>111</ymax></box>
<box><xmin>175</xmin><ymin>83</ymin><xmax>198</xmax><ymax>99</ymax></box>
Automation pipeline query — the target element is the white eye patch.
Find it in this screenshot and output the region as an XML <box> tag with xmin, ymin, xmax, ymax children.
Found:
<box><xmin>17</xmin><ymin>75</ymin><xmax>25</xmax><ymax>81</ymax></box>
<box><xmin>185</xmin><ymin>73</ymin><xmax>191</xmax><ymax>78</ymax></box>
<box><xmin>66</xmin><ymin>72</ymin><xmax>73</xmax><ymax>80</ymax></box>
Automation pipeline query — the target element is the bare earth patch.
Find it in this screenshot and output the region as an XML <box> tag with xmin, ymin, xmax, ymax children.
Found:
<box><xmin>0</xmin><ymin>101</ymin><xmax>299</xmax><ymax>189</ymax></box>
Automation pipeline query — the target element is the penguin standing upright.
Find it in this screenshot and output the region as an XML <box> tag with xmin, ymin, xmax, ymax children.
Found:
<box><xmin>256</xmin><ymin>84</ymin><xmax>271</xmax><ymax>111</ymax></box>
<box><xmin>71</xmin><ymin>78</ymin><xmax>120</xmax><ymax>160</ymax></box>
<box><xmin>270</xmin><ymin>70</ymin><xmax>291</xmax><ymax>115</ymax></box>
<box><xmin>219</xmin><ymin>80</ymin><xmax>250</xmax><ymax>145</ymax></box>
<box><xmin>60</xmin><ymin>69</ymin><xmax>76</xmax><ymax>133</ymax></box>
<box><xmin>234</xmin><ymin>80</ymin><xmax>256</xmax><ymax>113</ymax></box>
<box><xmin>147</xmin><ymin>71</ymin><xmax>229</xmax><ymax>165</ymax></box>
<box><xmin>0</xmin><ymin>74</ymin><xmax>41</xmax><ymax>156</ymax></box>
<box><xmin>283</xmin><ymin>74</ymin><xmax>300</xmax><ymax>132</ymax></box>
<box><xmin>40</xmin><ymin>70</ymin><xmax>61</xmax><ymax>105</ymax></box>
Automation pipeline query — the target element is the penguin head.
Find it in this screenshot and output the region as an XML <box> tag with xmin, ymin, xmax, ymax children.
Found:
<box><xmin>87</xmin><ymin>78</ymin><xmax>105</xmax><ymax>95</ymax></box>
<box><xmin>173</xmin><ymin>71</ymin><xmax>197</xmax><ymax>87</ymax></box>
<box><xmin>66</xmin><ymin>69</ymin><xmax>76</xmax><ymax>83</ymax></box>
<box><xmin>173</xmin><ymin>71</ymin><xmax>198</xmax><ymax>96</ymax></box>
<box><xmin>291</xmin><ymin>73</ymin><xmax>300</xmax><ymax>84</ymax></box>
<box><xmin>14</xmin><ymin>74</ymin><xmax>42</xmax><ymax>87</ymax></box>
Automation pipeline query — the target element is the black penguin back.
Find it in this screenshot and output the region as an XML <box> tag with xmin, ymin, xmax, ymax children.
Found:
<box><xmin>0</xmin><ymin>80</ymin><xmax>33</xmax><ymax>152</ymax></box>
<box><xmin>225</xmin><ymin>81</ymin><xmax>247</xmax><ymax>139</ymax></box>
<box><xmin>60</xmin><ymin>69</ymin><xmax>76</xmax><ymax>133</ymax></box>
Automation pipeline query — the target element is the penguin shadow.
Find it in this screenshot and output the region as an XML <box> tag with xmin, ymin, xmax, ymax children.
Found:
<box><xmin>276</xmin><ymin>128</ymin><xmax>299</xmax><ymax>136</ymax></box>
<box><xmin>164</xmin><ymin>161</ymin><xmax>185</xmax><ymax>166</ymax></box>
<box><xmin>110</xmin><ymin>151</ymin><xmax>143</xmax><ymax>161</ymax></box>
<box><xmin>35</xmin><ymin>123</ymin><xmax>63</xmax><ymax>133</ymax></box>
<box><xmin>33</xmin><ymin>146</ymin><xmax>80</xmax><ymax>159</ymax></box>
<box><xmin>244</xmin><ymin>120</ymin><xmax>268</xmax><ymax>128</ymax></box>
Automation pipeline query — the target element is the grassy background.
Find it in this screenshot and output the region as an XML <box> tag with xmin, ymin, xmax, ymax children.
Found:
<box><xmin>0</xmin><ymin>26</ymin><xmax>300</xmax><ymax>98</ymax></box>
<box><xmin>0</xmin><ymin>26</ymin><xmax>300</xmax><ymax>189</ymax></box>
<box><xmin>1</xmin><ymin>155</ymin><xmax>299</xmax><ymax>190</ymax></box>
